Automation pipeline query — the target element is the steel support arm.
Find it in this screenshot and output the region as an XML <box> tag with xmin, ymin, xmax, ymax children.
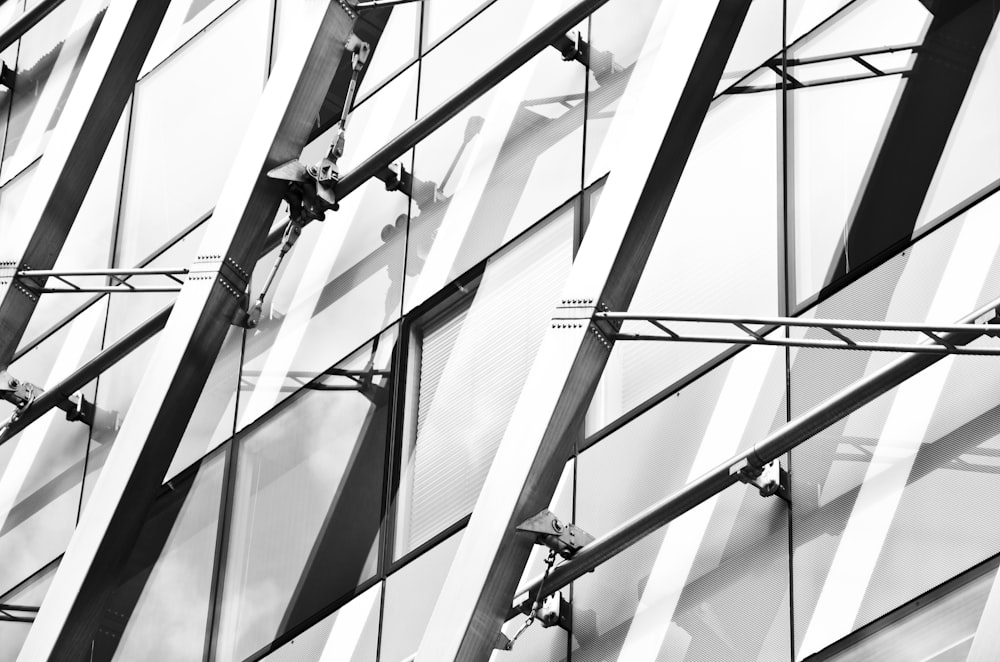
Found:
<box><xmin>415</xmin><ymin>2</ymin><xmax>751</xmax><ymax>659</ymax></box>
<box><xmin>0</xmin><ymin>0</ymin><xmax>170</xmax><ymax>368</ymax></box>
<box><xmin>511</xmin><ymin>298</ymin><xmax>999</xmax><ymax>618</ymax></box>
<box><xmin>16</xmin><ymin>4</ymin><xmax>358</xmax><ymax>659</ymax></box>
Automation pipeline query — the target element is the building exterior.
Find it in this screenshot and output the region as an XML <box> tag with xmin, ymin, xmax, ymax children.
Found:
<box><xmin>0</xmin><ymin>0</ymin><xmax>999</xmax><ymax>660</ymax></box>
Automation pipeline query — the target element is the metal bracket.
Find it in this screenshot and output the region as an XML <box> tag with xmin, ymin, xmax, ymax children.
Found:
<box><xmin>730</xmin><ymin>457</ymin><xmax>788</xmax><ymax>500</ymax></box>
<box><xmin>0</xmin><ymin>63</ymin><xmax>15</xmax><ymax>91</ymax></box>
<box><xmin>516</xmin><ymin>509</ymin><xmax>594</xmax><ymax>559</ymax></box>
<box><xmin>0</xmin><ymin>371</ymin><xmax>37</xmax><ymax>409</ymax></box>
<box><xmin>557</xmin><ymin>30</ymin><xmax>585</xmax><ymax>62</ymax></box>
<box><xmin>535</xmin><ymin>591</ymin><xmax>571</xmax><ymax>631</ymax></box>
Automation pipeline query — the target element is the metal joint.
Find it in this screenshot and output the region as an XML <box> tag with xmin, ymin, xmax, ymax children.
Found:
<box><xmin>516</xmin><ymin>509</ymin><xmax>594</xmax><ymax>559</ymax></box>
<box><xmin>0</xmin><ymin>62</ymin><xmax>14</xmax><ymax>91</ymax></box>
<box><xmin>730</xmin><ymin>457</ymin><xmax>788</xmax><ymax>500</ymax></box>
<box><xmin>190</xmin><ymin>254</ymin><xmax>249</xmax><ymax>303</ymax></box>
<box><xmin>0</xmin><ymin>371</ymin><xmax>37</xmax><ymax>409</ymax></box>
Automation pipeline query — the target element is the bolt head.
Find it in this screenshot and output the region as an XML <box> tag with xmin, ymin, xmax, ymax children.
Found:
<box><xmin>8</xmin><ymin>378</ymin><xmax>17</xmax><ymax>387</ymax></box>
<box><xmin>550</xmin><ymin>518</ymin><xmax>564</xmax><ymax>533</ymax></box>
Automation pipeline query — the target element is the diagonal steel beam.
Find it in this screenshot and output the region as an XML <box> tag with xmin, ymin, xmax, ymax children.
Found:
<box><xmin>414</xmin><ymin>2</ymin><xmax>752</xmax><ymax>659</ymax></box>
<box><xmin>0</xmin><ymin>0</ymin><xmax>171</xmax><ymax>368</ymax></box>
<box><xmin>16</xmin><ymin>3</ymin><xmax>358</xmax><ymax>659</ymax></box>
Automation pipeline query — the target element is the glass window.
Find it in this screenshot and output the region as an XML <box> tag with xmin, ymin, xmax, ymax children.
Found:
<box><xmin>395</xmin><ymin>207</ymin><xmax>573</xmax><ymax>557</ymax></box>
<box><xmin>215</xmin><ymin>330</ymin><xmax>395</xmax><ymax>661</ymax></box>
<box><xmin>585</xmin><ymin>89</ymin><xmax>780</xmax><ymax>433</ymax></box>
<box><xmin>81</xmin><ymin>452</ymin><xmax>224</xmax><ymax>661</ymax></box>
<box><xmin>0</xmin><ymin>161</ymin><xmax>37</xmax><ymax>262</ymax></box>
<box><xmin>405</xmin><ymin>27</ymin><xmax>585</xmax><ymax>312</ymax></box>
<box><xmin>381</xmin><ymin>529</ymin><xmax>464</xmax><ymax>662</ymax></box>
<box><xmin>261</xmin><ymin>584</ymin><xmax>381</xmax><ymax>662</ymax></box>
<box><xmin>421</xmin><ymin>0</ymin><xmax>489</xmax><ymax>52</ymax></box>
<box><xmin>116</xmin><ymin>0</ymin><xmax>269</xmax><ymax>267</ymax></box>
<box><xmin>575</xmin><ymin>347</ymin><xmax>789</xmax><ymax>662</ymax></box>
<box><xmin>139</xmin><ymin>0</ymin><xmax>242</xmax><ymax>77</ymax></box>
<box><xmin>817</xmin><ymin>565</ymin><xmax>994</xmax><ymax>662</ymax></box>
<box><xmin>1</xmin><ymin>0</ymin><xmax>111</xmax><ymax>183</ymax></box>
<box><xmin>789</xmin><ymin>194</ymin><xmax>1000</xmax><ymax>658</ymax></box>
<box><xmin>0</xmin><ymin>303</ymin><xmax>104</xmax><ymax>595</ymax></box>
<box><xmin>355</xmin><ymin>3</ymin><xmax>420</xmax><ymax>102</ymax></box>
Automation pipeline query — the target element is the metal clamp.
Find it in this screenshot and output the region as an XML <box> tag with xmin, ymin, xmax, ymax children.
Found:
<box><xmin>731</xmin><ymin>457</ymin><xmax>788</xmax><ymax>500</ymax></box>
<box><xmin>0</xmin><ymin>371</ymin><xmax>36</xmax><ymax>409</ymax></box>
<box><xmin>516</xmin><ymin>509</ymin><xmax>594</xmax><ymax>560</ymax></box>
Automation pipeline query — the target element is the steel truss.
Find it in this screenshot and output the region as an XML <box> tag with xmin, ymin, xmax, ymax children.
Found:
<box><xmin>724</xmin><ymin>43</ymin><xmax>920</xmax><ymax>94</ymax></box>
<box><xmin>10</xmin><ymin>267</ymin><xmax>189</xmax><ymax>294</ymax></box>
<box><xmin>0</xmin><ymin>603</ymin><xmax>38</xmax><ymax>624</ymax></box>
<box><xmin>587</xmin><ymin>310</ymin><xmax>1000</xmax><ymax>355</ymax></box>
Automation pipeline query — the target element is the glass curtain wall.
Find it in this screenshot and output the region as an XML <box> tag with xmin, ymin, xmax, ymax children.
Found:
<box><xmin>3</xmin><ymin>0</ymin><xmax>1000</xmax><ymax>660</ymax></box>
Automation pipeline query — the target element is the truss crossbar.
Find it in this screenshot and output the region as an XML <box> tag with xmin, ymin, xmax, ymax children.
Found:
<box><xmin>724</xmin><ymin>43</ymin><xmax>918</xmax><ymax>95</ymax></box>
<box><xmin>12</xmin><ymin>267</ymin><xmax>189</xmax><ymax>294</ymax></box>
<box><xmin>509</xmin><ymin>295</ymin><xmax>1000</xmax><ymax>620</ymax></box>
<box><xmin>589</xmin><ymin>311</ymin><xmax>1000</xmax><ymax>355</ymax></box>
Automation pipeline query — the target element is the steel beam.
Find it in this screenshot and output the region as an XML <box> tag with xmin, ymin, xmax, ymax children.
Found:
<box><xmin>16</xmin><ymin>3</ymin><xmax>358</xmax><ymax>659</ymax></box>
<box><xmin>414</xmin><ymin>2</ymin><xmax>751</xmax><ymax>659</ymax></box>
<box><xmin>511</xmin><ymin>299</ymin><xmax>999</xmax><ymax>618</ymax></box>
<box><xmin>0</xmin><ymin>0</ymin><xmax>171</xmax><ymax>368</ymax></box>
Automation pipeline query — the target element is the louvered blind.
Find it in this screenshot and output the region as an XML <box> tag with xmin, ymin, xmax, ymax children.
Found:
<box><xmin>403</xmin><ymin>213</ymin><xmax>572</xmax><ymax>553</ymax></box>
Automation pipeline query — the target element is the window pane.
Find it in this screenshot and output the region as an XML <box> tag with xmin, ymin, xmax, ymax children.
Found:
<box><xmin>586</xmin><ymin>75</ymin><xmax>780</xmax><ymax>431</ymax></box>
<box><xmin>216</xmin><ymin>331</ymin><xmax>395</xmax><ymax>661</ymax></box>
<box><xmin>405</xmin><ymin>17</ymin><xmax>585</xmax><ymax>312</ymax></box>
<box><xmin>261</xmin><ymin>584</ymin><xmax>382</xmax><ymax>662</ymax></box>
<box><xmin>2</xmin><ymin>0</ymin><xmax>111</xmax><ymax>182</ymax></box>
<box><xmin>0</xmin><ymin>304</ymin><xmax>104</xmax><ymax>595</ymax></box>
<box><xmin>819</xmin><ymin>566</ymin><xmax>994</xmax><ymax>662</ymax></box>
<box><xmin>381</xmin><ymin>530</ymin><xmax>464</xmax><ymax>662</ymax></box>
<box><xmin>396</xmin><ymin>207</ymin><xmax>573</xmax><ymax>556</ymax></box>
<box><xmin>575</xmin><ymin>346</ymin><xmax>789</xmax><ymax>662</ymax></box>
<box><xmin>116</xmin><ymin>0</ymin><xmax>268</xmax><ymax>267</ymax></box>
<box><xmin>79</xmin><ymin>452</ymin><xmax>225</xmax><ymax>661</ymax></box>
<box><xmin>789</xmin><ymin>194</ymin><xmax>1000</xmax><ymax>658</ymax></box>
<box><xmin>140</xmin><ymin>0</ymin><xmax>242</xmax><ymax>77</ymax></box>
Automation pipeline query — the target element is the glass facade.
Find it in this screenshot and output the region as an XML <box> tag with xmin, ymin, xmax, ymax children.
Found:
<box><xmin>0</xmin><ymin>0</ymin><xmax>999</xmax><ymax>660</ymax></box>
